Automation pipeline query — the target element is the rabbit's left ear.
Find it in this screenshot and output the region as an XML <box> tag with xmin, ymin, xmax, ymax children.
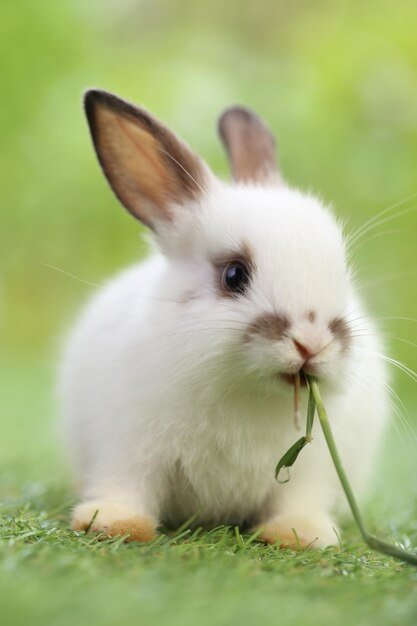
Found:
<box><xmin>84</xmin><ymin>89</ymin><xmax>210</xmax><ymax>231</ymax></box>
<box><xmin>218</xmin><ymin>106</ymin><xmax>282</xmax><ymax>185</ymax></box>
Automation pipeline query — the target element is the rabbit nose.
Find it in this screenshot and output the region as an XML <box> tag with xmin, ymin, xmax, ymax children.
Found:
<box><xmin>293</xmin><ymin>339</ymin><xmax>318</xmax><ymax>361</ymax></box>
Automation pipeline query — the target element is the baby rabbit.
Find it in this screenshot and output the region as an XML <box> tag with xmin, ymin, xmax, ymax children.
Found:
<box><xmin>59</xmin><ymin>90</ymin><xmax>389</xmax><ymax>547</ymax></box>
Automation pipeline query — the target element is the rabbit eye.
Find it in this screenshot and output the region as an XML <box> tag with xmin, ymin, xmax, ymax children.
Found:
<box><xmin>222</xmin><ymin>262</ymin><xmax>250</xmax><ymax>295</ymax></box>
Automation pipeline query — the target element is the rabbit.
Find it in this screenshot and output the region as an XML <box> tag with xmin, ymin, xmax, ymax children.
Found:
<box><xmin>58</xmin><ymin>89</ymin><xmax>389</xmax><ymax>548</ymax></box>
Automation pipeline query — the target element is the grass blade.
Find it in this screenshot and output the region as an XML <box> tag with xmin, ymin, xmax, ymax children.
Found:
<box><xmin>307</xmin><ymin>375</ymin><xmax>417</xmax><ymax>567</ymax></box>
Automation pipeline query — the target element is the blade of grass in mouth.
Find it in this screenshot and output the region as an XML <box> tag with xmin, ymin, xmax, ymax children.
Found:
<box><xmin>275</xmin><ymin>375</ymin><xmax>417</xmax><ymax>566</ymax></box>
<box><xmin>294</xmin><ymin>371</ymin><xmax>301</xmax><ymax>430</ymax></box>
<box><xmin>274</xmin><ymin>373</ymin><xmax>315</xmax><ymax>482</ymax></box>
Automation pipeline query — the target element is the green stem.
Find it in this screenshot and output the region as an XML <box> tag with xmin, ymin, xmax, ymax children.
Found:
<box><xmin>306</xmin><ymin>385</ymin><xmax>315</xmax><ymax>441</ymax></box>
<box><xmin>308</xmin><ymin>376</ymin><xmax>417</xmax><ymax>567</ymax></box>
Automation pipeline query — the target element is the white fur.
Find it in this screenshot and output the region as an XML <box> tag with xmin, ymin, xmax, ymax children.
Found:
<box><xmin>59</xmin><ymin>180</ymin><xmax>389</xmax><ymax>546</ymax></box>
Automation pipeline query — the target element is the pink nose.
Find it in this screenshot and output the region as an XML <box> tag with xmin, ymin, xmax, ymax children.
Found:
<box><xmin>293</xmin><ymin>339</ymin><xmax>317</xmax><ymax>361</ymax></box>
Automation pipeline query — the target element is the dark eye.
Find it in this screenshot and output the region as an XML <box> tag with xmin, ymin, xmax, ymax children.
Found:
<box><xmin>222</xmin><ymin>262</ymin><xmax>250</xmax><ymax>295</ymax></box>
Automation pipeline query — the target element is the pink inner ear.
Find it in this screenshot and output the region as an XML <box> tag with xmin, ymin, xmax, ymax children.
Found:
<box><xmin>93</xmin><ymin>106</ymin><xmax>180</xmax><ymax>226</ymax></box>
<box><xmin>85</xmin><ymin>90</ymin><xmax>209</xmax><ymax>230</ymax></box>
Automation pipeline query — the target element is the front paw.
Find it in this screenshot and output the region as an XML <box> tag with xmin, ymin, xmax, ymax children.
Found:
<box><xmin>256</xmin><ymin>511</ymin><xmax>339</xmax><ymax>549</ymax></box>
<box><xmin>72</xmin><ymin>500</ymin><xmax>157</xmax><ymax>543</ymax></box>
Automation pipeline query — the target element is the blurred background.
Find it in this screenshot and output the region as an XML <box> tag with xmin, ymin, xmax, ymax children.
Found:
<box><xmin>1</xmin><ymin>0</ymin><xmax>417</xmax><ymax>519</ymax></box>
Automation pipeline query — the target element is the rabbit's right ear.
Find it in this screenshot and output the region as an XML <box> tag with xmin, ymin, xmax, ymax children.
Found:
<box><xmin>84</xmin><ymin>90</ymin><xmax>210</xmax><ymax>231</ymax></box>
<box><xmin>218</xmin><ymin>106</ymin><xmax>282</xmax><ymax>185</ymax></box>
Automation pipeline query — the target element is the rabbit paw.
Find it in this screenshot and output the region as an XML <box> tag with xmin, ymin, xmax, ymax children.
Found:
<box><xmin>72</xmin><ymin>500</ymin><xmax>157</xmax><ymax>543</ymax></box>
<box><xmin>256</xmin><ymin>511</ymin><xmax>338</xmax><ymax>549</ymax></box>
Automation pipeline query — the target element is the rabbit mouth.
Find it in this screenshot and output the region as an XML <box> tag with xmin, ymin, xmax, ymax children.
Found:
<box><xmin>280</xmin><ymin>370</ymin><xmax>308</xmax><ymax>387</ymax></box>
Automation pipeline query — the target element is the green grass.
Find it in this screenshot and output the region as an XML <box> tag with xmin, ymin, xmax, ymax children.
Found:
<box><xmin>1</xmin><ymin>502</ymin><xmax>417</xmax><ymax>626</ymax></box>
<box><xmin>1</xmin><ymin>360</ymin><xmax>417</xmax><ymax>626</ymax></box>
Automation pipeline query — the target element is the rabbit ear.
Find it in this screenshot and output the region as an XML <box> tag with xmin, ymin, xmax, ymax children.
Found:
<box><xmin>84</xmin><ymin>90</ymin><xmax>209</xmax><ymax>230</ymax></box>
<box><xmin>218</xmin><ymin>106</ymin><xmax>282</xmax><ymax>184</ymax></box>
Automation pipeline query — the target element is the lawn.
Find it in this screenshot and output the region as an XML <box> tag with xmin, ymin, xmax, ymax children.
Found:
<box><xmin>2</xmin><ymin>1</ymin><xmax>417</xmax><ymax>624</ymax></box>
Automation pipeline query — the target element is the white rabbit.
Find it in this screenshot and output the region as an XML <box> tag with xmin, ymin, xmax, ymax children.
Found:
<box><xmin>59</xmin><ymin>90</ymin><xmax>389</xmax><ymax>547</ymax></box>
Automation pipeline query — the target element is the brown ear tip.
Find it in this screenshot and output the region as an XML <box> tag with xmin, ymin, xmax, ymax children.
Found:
<box><xmin>218</xmin><ymin>105</ymin><xmax>275</xmax><ymax>143</ymax></box>
<box><xmin>218</xmin><ymin>106</ymin><xmax>253</xmax><ymax>136</ymax></box>
<box><xmin>83</xmin><ymin>90</ymin><xmax>103</xmax><ymax>127</ymax></box>
<box><xmin>83</xmin><ymin>89</ymin><xmax>113</xmax><ymax>115</ymax></box>
<box><xmin>218</xmin><ymin>106</ymin><xmax>275</xmax><ymax>148</ymax></box>
<box><xmin>220</xmin><ymin>105</ymin><xmax>255</xmax><ymax>121</ymax></box>
<box><xmin>83</xmin><ymin>90</ymin><xmax>153</xmax><ymax>134</ymax></box>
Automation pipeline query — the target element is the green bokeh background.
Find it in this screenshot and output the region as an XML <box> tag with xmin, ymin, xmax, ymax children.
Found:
<box><xmin>2</xmin><ymin>0</ymin><xmax>417</xmax><ymax>359</ymax></box>
<box><xmin>1</xmin><ymin>1</ymin><xmax>417</xmax><ymax>624</ymax></box>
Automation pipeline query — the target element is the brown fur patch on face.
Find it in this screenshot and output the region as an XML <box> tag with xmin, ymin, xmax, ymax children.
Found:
<box><xmin>213</xmin><ymin>240</ymin><xmax>255</xmax><ymax>299</ymax></box>
<box><xmin>329</xmin><ymin>317</ymin><xmax>352</xmax><ymax>350</ymax></box>
<box><xmin>307</xmin><ymin>310</ymin><xmax>316</xmax><ymax>323</ymax></box>
<box><xmin>246</xmin><ymin>312</ymin><xmax>290</xmax><ymax>341</ymax></box>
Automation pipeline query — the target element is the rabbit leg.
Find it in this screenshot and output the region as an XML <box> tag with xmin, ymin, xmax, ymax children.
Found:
<box><xmin>255</xmin><ymin>509</ymin><xmax>338</xmax><ymax>549</ymax></box>
<box><xmin>72</xmin><ymin>495</ymin><xmax>158</xmax><ymax>543</ymax></box>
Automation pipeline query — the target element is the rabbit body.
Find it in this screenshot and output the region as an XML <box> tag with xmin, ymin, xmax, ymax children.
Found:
<box><xmin>59</xmin><ymin>91</ymin><xmax>389</xmax><ymax>547</ymax></box>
